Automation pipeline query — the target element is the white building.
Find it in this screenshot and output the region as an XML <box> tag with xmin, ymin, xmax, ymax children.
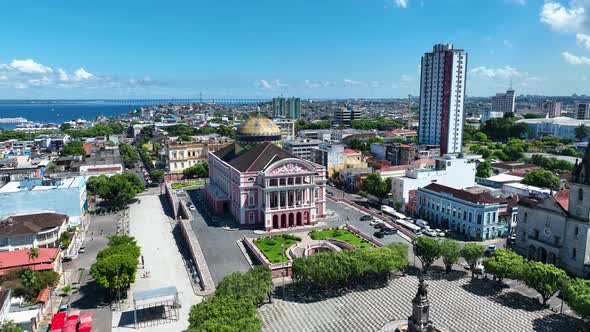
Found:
<box><xmin>502</xmin><ymin>182</ymin><xmax>551</xmax><ymax>199</ymax></box>
<box><xmin>391</xmin><ymin>155</ymin><xmax>477</xmax><ymax>211</ymax></box>
<box><xmin>283</xmin><ymin>139</ymin><xmax>322</xmax><ymax>161</ymax></box>
<box><xmin>481</xmin><ymin>110</ymin><xmax>504</xmax><ymax>124</ymax></box>
<box><xmin>491</xmin><ymin>88</ymin><xmax>516</xmax><ymax>114</ymax></box>
<box><xmin>418</xmin><ymin>44</ymin><xmax>467</xmax><ymax>154</ymax></box>
<box><xmin>517</xmin><ymin>116</ymin><xmax>590</xmax><ymax>139</ymax></box>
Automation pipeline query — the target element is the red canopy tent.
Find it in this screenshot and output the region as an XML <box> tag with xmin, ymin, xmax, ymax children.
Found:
<box><xmin>49</xmin><ymin>312</ymin><xmax>67</xmax><ymax>332</ymax></box>
<box><xmin>79</xmin><ymin>311</ymin><xmax>92</xmax><ymax>324</ymax></box>
<box><xmin>62</xmin><ymin>311</ymin><xmax>80</xmax><ymax>332</ymax></box>
<box><xmin>78</xmin><ymin>321</ymin><xmax>92</xmax><ymax>332</ymax></box>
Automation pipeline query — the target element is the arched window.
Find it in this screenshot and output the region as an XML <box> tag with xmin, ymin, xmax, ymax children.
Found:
<box><xmin>579</xmin><ymin>188</ymin><xmax>584</xmax><ymax>201</ymax></box>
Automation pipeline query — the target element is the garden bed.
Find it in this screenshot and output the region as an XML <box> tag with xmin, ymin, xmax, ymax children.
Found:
<box><xmin>171</xmin><ymin>180</ymin><xmax>206</xmax><ymax>189</ymax></box>
<box><xmin>310</xmin><ymin>229</ymin><xmax>373</xmax><ymax>249</ymax></box>
<box><xmin>253</xmin><ymin>234</ymin><xmax>301</xmax><ymax>263</ymax></box>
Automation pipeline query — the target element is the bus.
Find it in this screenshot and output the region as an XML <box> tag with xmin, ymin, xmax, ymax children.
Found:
<box><xmin>394</xmin><ymin>219</ymin><xmax>423</xmax><ymax>234</ymax></box>
<box><xmin>381</xmin><ymin>205</ymin><xmax>407</xmax><ymax>221</ymax></box>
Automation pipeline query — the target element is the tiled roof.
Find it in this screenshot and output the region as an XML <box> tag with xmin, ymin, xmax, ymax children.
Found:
<box><xmin>553</xmin><ymin>188</ymin><xmax>570</xmax><ymax>211</ymax></box>
<box><xmin>214</xmin><ymin>142</ymin><xmax>302</xmax><ymax>172</ymax></box>
<box><xmin>344</xmin><ymin>149</ymin><xmax>361</xmax><ymax>155</ymax></box>
<box><xmin>0</xmin><ymin>248</ymin><xmax>59</xmax><ymax>275</ymax></box>
<box><xmin>0</xmin><ymin>213</ymin><xmax>67</xmax><ymax>237</ymax></box>
<box><xmin>422</xmin><ymin>183</ymin><xmax>505</xmax><ymax>205</ymax></box>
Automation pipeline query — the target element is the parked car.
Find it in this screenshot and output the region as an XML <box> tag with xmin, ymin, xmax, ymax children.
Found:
<box><xmin>62</xmin><ymin>256</ymin><xmax>72</xmax><ymax>263</ymax></box>
<box><xmin>370</xmin><ymin>220</ymin><xmax>383</xmax><ymax>227</ymax></box>
<box><xmin>375</xmin><ymin>222</ymin><xmax>389</xmax><ymax>229</ymax></box>
<box><xmin>434</xmin><ymin>229</ymin><xmax>445</xmax><ymax>237</ymax></box>
<box><xmin>78</xmin><ymin>247</ymin><xmax>86</xmax><ymax>254</ymax></box>
<box><xmin>508</xmin><ymin>236</ymin><xmax>516</xmax><ymax>245</ymax></box>
<box><xmin>360</xmin><ymin>215</ymin><xmax>373</xmax><ymax>221</ymax></box>
<box><xmin>189</xmin><ymin>205</ymin><xmax>196</xmax><ymax>211</ymax></box>
<box><xmin>327</xmin><ymin>191</ymin><xmax>334</xmax><ymax>196</ymax></box>
<box><xmin>58</xmin><ymin>304</ymin><xmax>69</xmax><ymax>313</ymax></box>
<box><xmin>487</xmin><ymin>244</ymin><xmax>497</xmax><ymax>252</ymax></box>
<box><xmin>423</xmin><ymin>229</ymin><xmax>438</xmax><ymax>237</ymax></box>
<box><xmin>374</xmin><ymin>231</ymin><xmax>385</xmax><ymax>239</ymax></box>
<box><xmin>381</xmin><ymin>227</ymin><xmax>398</xmax><ymax>235</ymax></box>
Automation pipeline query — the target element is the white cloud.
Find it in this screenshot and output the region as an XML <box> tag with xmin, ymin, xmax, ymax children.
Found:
<box><xmin>562</xmin><ymin>51</ymin><xmax>590</xmax><ymax>65</ymax></box>
<box><xmin>577</xmin><ymin>33</ymin><xmax>590</xmax><ymax>49</ymax></box>
<box><xmin>540</xmin><ymin>2</ymin><xmax>586</xmax><ymax>33</ymax></box>
<box><xmin>304</xmin><ymin>80</ymin><xmax>330</xmax><ymax>88</ymax></box>
<box><xmin>343</xmin><ymin>79</ymin><xmax>368</xmax><ymax>87</ymax></box>
<box><xmin>470</xmin><ymin>66</ymin><xmax>520</xmax><ymax>78</ymax></box>
<box><xmin>9</xmin><ymin>59</ymin><xmax>53</xmax><ymax>74</ymax></box>
<box><xmin>256</xmin><ymin>79</ymin><xmax>288</xmax><ymax>90</ymax></box>
<box><xmin>393</xmin><ymin>0</ymin><xmax>408</xmax><ymax>8</ymax></box>
<box><xmin>57</xmin><ymin>68</ymin><xmax>69</xmax><ymax>82</ymax></box>
<box><xmin>73</xmin><ymin>67</ymin><xmax>94</xmax><ymax>80</ymax></box>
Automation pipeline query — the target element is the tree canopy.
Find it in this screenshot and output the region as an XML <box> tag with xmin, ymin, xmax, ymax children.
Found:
<box><xmin>439</xmin><ymin>239</ymin><xmax>461</xmax><ymax>273</ymax></box>
<box><xmin>291</xmin><ymin>243</ymin><xmax>408</xmax><ymax>292</ymax></box>
<box><xmin>482</xmin><ymin>249</ymin><xmax>526</xmax><ymax>283</ymax></box>
<box><xmin>60</xmin><ymin>140</ymin><xmax>86</xmax><ymax>157</ymax></box>
<box><xmin>183</xmin><ymin>163</ymin><xmax>208</xmax><ymax>179</ymax></box>
<box><xmin>521</xmin><ymin>261</ymin><xmax>567</xmax><ymax>305</ymax></box>
<box><xmin>119</xmin><ymin>143</ymin><xmax>140</xmax><ymax>168</ymax></box>
<box><xmin>87</xmin><ymin>173</ymin><xmax>144</xmax><ymax>208</ymax></box>
<box><xmin>563</xmin><ymin>278</ymin><xmax>590</xmax><ymax>320</ymax></box>
<box><xmin>522</xmin><ymin>169</ymin><xmax>560</xmax><ymax>189</ymax></box>
<box><xmin>461</xmin><ymin>243</ymin><xmax>485</xmax><ymax>278</ymax></box>
<box><xmin>90</xmin><ymin>235</ymin><xmax>141</xmax><ymax>298</ymax></box>
<box><xmin>476</xmin><ymin>160</ymin><xmax>492</xmax><ymax>178</ymax></box>
<box><xmin>360</xmin><ymin>173</ymin><xmax>391</xmax><ymax>202</ymax></box>
<box><xmin>413</xmin><ymin>237</ymin><xmax>441</xmax><ymax>272</ymax></box>
<box><xmin>188</xmin><ymin>266</ymin><xmax>271</xmax><ymax>332</ymax></box>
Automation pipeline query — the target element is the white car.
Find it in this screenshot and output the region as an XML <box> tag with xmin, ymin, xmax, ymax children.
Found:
<box><xmin>434</xmin><ymin>229</ymin><xmax>445</xmax><ymax>237</ymax></box>
<box><xmin>423</xmin><ymin>229</ymin><xmax>438</xmax><ymax>237</ymax></box>
<box><xmin>370</xmin><ymin>219</ymin><xmax>383</xmax><ymax>227</ymax></box>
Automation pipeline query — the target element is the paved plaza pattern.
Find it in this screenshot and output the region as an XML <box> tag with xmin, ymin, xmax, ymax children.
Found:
<box><xmin>258</xmin><ymin>275</ymin><xmax>587</xmax><ymax>332</ymax></box>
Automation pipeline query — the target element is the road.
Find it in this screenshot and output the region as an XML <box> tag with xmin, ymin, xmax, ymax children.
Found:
<box><xmin>64</xmin><ymin>213</ymin><xmax>119</xmax><ymax>332</ymax></box>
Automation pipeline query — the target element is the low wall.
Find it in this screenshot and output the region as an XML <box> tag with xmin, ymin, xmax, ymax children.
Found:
<box><xmin>178</xmin><ymin>218</ymin><xmax>215</xmax><ymax>294</ymax></box>
<box><xmin>345</xmin><ymin>224</ymin><xmax>384</xmax><ymax>247</ymax></box>
<box><xmin>164</xmin><ymin>183</ymin><xmax>179</xmax><ymax>219</ymax></box>
<box><xmin>325</xmin><ymin>239</ymin><xmax>356</xmax><ymax>251</ymax></box>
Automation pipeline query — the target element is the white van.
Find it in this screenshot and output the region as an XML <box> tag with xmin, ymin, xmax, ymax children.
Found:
<box><xmin>416</xmin><ymin>219</ymin><xmax>429</xmax><ymax>228</ymax></box>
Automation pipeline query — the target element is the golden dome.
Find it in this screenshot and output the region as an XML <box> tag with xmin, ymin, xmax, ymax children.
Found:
<box><xmin>237</xmin><ymin>115</ymin><xmax>281</xmax><ymax>136</ymax></box>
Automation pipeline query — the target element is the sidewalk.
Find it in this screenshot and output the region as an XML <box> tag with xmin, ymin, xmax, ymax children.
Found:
<box><xmin>111</xmin><ymin>194</ymin><xmax>202</xmax><ymax>331</ymax></box>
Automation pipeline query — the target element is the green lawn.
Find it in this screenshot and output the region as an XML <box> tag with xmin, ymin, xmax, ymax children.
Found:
<box><xmin>171</xmin><ymin>181</ymin><xmax>206</xmax><ymax>189</ymax></box>
<box><xmin>309</xmin><ymin>229</ymin><xmax>373</xmax><ymax>249</ymax></box>
<box><xmin>253</xmin><ymin>234</ymin><xmax>301</xmax><ymax>263</ymax></box>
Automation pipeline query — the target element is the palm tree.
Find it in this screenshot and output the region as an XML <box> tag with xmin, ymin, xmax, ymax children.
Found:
<box><xmin>575</xmin><ymin>124</ymin><xmax>589</xmax><ymax>142</ymax></box>
<box><xmin>28</xmin><ymin>247</ymin><xmax>39</xmax><ymax>264</ymax></box>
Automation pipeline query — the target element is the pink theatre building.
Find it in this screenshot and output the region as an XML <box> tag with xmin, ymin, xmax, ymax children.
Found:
<box><xmin>204</xmin><ymin>115</ymin><xmax>327</xmax><ymax>231</ymax></box>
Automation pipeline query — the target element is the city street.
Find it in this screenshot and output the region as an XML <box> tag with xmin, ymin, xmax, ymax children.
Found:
<box><xmin>65</xmin><ymin>213</ymin><xmax>119</xmax><ymax>332</ymax></box>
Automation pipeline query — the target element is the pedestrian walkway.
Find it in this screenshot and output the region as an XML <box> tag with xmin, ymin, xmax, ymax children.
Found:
<box><xmin>112</xmin><ymin>194</ymin><xmax>202</xmax><ymax>332</ymax></box>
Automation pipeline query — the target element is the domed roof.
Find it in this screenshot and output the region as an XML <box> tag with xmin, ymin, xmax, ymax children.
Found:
<box><xmin>237</xmin><ymin>115</ymin><xmax>281</xmax><ymax>136</ymax></box>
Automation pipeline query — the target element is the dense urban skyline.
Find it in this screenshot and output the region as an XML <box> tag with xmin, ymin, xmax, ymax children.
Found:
<box><xmin>1</xmin><ymin>0</ymin><xmax>590</xmax><ymax>99</ymax></box>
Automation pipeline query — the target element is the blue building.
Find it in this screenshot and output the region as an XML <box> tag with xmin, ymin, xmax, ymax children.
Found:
<box><xmin>0</xmin><ymin>177</ymin><xmax>87</xmax><ymax>227</ymax></box>
<box><xmin>416</xmin><ymin>183</ymin><xmax>517</xmax><ymax>241</ymax></box>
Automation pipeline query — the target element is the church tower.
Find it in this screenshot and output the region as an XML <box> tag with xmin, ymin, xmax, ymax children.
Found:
<box><xmin>569</xmin><ymin>141</ymin><xmax>590</xmax><ymax>221</ymax></box>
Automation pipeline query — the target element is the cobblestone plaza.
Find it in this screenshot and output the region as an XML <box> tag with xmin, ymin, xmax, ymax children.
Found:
<box><xmin>258</xmin><ymin>275</ymin><xmax>586</xmax><ymax>332</ymax></box>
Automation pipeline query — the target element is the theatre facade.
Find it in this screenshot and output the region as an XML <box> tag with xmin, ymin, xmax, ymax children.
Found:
<box><xmin>204</xmin><ymin>115</ymin><xmax>327</xmax><ymax>231</ymax></box>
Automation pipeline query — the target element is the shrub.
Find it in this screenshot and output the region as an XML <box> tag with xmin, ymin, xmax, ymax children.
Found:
<box><xmin>281</xmin><ymin>234</ymin><xmax>302</xmax><ymax>241</ymax></box>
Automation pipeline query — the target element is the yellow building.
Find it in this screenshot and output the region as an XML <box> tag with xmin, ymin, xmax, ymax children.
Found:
<box><xmin>166</xmin><ymin>137</ymin><xmax>233</xmax><ymax>174</ymax></box>
<box><xmin>343</xmin><ymin>148</ymin><xmax>368</xmax><ymax>169</ymax></box>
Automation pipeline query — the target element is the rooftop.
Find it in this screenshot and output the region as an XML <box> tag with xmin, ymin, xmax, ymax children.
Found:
<box><xmin>422</xmin><ymin>183</ymin><xmax>505</xmax><ymax>205</ymax></box>
<box><xmin>0</xmin><ymin>177</ymin><xmax>84</xmax><ymax>193</ymax></box>
<box><xmin>517</xmin><ymin>116</ymin><xmax>590</xmax><ymax>125</ymax></box>
<box><xmin>0</xmin><ymin>248</ymin><xmax>59</xmax><ymax>275</ymax></box>
<box><xmin>214</xmin><ymin>142</ymin><xmax>310</xmax><ymax>173</ymax></box>
<box><xmin>0</xmin><ymin>213</ymin><xmax>67</xmax><ymax>237</ymax></box>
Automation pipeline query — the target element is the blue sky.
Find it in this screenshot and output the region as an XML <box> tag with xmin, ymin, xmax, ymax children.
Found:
<box><xmin>0</xmin><ymin>0</ymin><xmax>588</xmax><ymax>99</ymax></box>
